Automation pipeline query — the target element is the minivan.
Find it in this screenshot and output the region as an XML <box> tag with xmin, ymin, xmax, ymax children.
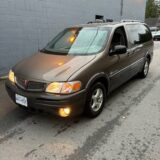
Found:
<box><xmin>6</xmin><ymin>21</ymin><xmax>153</xmax><ymax>118</ymax></box>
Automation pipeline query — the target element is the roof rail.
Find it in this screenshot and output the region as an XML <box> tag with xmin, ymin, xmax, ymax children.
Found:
<box><xmin>87</xmin><ymin>19</ymin><xmax>105</xmax><ymax>24</ymax></box>
<box><xmin>87</xmin><ymin>19</ymin><xmax>114</xmax><ymax>24</ymax></box>
<box><xmin>121</xmin><ymin>19</ymin><xmax>143</xmax><ymax>23</ymax></box>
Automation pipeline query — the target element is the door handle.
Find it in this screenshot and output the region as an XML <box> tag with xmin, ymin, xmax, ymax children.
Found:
<box><xmin>127</xmin><ymin>46</ymin><xmax>142</xmax><ymax>56</ymax></box>
<box><xmin>134</xmin><ymin>45</ymin><xmax>142</xmax><ymax>52</ymax></box>
<box><xmin>134</xmin><ymin>48</ymin><xmax>141</xmax><ymax>52</ymax></box>
<box><xmin>127</xmin><ymin>51</ymin><xmax>134</xmax><ymax>56</ymax></box>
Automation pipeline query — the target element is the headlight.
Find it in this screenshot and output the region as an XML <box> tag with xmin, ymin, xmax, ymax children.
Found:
<box><xmin>45</xmin><ymin>81</ymin><xmax>81</xmax><ymax>94</ymax></box>
<box><xmin>8</xmin><ymin>70</ymin><xmax>15</xmax><ymax>83</ymax></box>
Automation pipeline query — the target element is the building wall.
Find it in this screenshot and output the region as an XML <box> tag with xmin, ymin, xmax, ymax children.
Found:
<box><xmin>0</xmin><ymin>0</ymin><xmax>146</xmax><ymax>76</ymax></box>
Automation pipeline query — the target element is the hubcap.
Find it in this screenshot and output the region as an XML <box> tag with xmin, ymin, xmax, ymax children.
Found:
<box><xmin>91</xmin><ymin>88</ymin><xmax>104</xmax><ymax>112</ymax></box>
<box><xmin>144</xmin><ymin>61</ymin><xmax>149</xmax><ymax>76</ymax></box>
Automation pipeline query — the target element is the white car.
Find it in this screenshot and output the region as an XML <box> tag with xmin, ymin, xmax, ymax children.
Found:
<box><xmin>153</xmin><ymin>31</ymin><xmax>160</xmax><ymax>41</ymax></box>
<box><xmin>150</xmin><ymin>27</ymin><xmax>160</xmax><ymax>40</ymax></box>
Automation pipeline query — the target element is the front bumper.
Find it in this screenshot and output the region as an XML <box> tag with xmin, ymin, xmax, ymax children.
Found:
<box><xmin>5</xmin><ymin>80</ymin><xmax>87</xmax><ymax>117</ymax></box>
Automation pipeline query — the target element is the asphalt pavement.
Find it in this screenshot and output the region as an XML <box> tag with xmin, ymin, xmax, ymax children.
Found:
<box><xmin>0</xmin><ymin>42</ymin><xmax>160</xmax><ymax>160</ymax></box>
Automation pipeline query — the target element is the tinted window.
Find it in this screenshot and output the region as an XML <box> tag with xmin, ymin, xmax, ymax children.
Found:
<box><xmin>110</xmin><ymin>26</ymin><xmax>128</xmax><ymax>50</ymax></box>
<box><xmin>139</xmin><ymin>25</ymin><xmax>152</xmax><ymax>43</ymax></box>
<box><xmin>126</xmin><ymin>24</ymin><xmax>152</xmax><ymax>46</ymax></box>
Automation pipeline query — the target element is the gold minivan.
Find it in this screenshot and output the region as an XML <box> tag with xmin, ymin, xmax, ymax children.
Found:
<box><xmin>6</xmin><ymin>21</ymin><xmax>153</xmax><ymax>118</ymax></box>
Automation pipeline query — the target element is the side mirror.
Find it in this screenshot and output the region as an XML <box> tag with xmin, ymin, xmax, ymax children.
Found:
<box><xmin>110</xmin><ymin>45</ymin><xmax>127</xmax><ymax>55</ymax></box>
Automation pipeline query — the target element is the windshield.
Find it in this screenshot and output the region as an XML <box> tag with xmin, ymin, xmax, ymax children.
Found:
<box><xmin>43</xmin><ymin>27</ymin><xmax>111</xmax><ymax>55</ymax></box>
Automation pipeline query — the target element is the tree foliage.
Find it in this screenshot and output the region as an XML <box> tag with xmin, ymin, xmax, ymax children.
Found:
<box><xmin>145</xmin><ymin>0</ymin><xmax>159</xmax><ymax>18</ymax></box>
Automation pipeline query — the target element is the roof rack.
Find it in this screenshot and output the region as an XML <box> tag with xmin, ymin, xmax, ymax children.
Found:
<box><xmin>121</xmin><ymin>19</ymin><xmax>143</xmax><ymax>23</ymax></box>
<box><xmin>87</xmin><ymin>19</ymin><xmax>105</xmax><ymax>24</ymax></box>
<box><xmin>87</xmin><ymin>15</ymin><xmax>113</xmax><ymax>24</ymax></box>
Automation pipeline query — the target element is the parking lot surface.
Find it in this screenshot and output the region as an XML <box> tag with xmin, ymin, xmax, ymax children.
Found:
<box><xmin>0</xmin><ymin>42</ymin><xmax>160</xmax><ymax>160</ymax></box>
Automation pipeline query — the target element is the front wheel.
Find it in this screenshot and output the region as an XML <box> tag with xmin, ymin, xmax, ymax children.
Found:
<box><xmin>139</xmin><ymin>58</ymin><xmax>150</xmax><ymax>78</ymax></box>
<box><xmin>85</xmin><ymin>82</ymin><xmax>106</xmax><ymax>118</ymax></box>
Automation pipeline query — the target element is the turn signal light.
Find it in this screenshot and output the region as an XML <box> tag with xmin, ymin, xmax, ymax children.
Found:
<box><xmin>46</xmin><ymin>81</ymin><xmax>81</xmax><ymax>94</ymax></box>
<box><xmin>8</xmin><ymin>70</ymin><xmax>15</xmax><ymax>83</ymax></box>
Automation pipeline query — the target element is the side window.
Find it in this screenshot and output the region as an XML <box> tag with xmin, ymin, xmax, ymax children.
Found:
<box><xmin>126</xmin><ymin>24</ymin><xmax>140</xmax><ymax>45</ymax></box>
<box><xmin>110</xmin><ymin>26</ymin><xmax>127</xmax><ymax>50</ymax></box>
<box><xmin>138</xmin><ymin>25</ymin><xmax>152</xmax><ymax>43</ymax></box>
<box><xmin>126</xmin><ymin>24</ymin><xmax>152</xmax><ymax>46</ymax></box>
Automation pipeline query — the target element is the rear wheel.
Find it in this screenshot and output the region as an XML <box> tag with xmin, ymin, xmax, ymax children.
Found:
<box><xmin>85</xmin><ymin>82</ymin><xmax>106</xmax><ymax>118</ymax></box>
<box><xmin>139</xmin><ymin>58</ymin><xmax>150</xmax><ymax>78</ymax></box>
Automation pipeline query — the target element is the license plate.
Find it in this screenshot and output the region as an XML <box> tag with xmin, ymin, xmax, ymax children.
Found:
<box><xmin>15</xmin><ymin>94</ymin><xmax>28</xmax><ymax>107</ymax></box>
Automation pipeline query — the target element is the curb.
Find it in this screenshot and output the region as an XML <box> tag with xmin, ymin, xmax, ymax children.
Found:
<box><xmin>0</xmin><ymin>76</ymin><xmax>8</xmax><ymax>81</ymax></box>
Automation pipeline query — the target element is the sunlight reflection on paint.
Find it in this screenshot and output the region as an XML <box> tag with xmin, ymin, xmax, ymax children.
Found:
<box><xmin>58</xmin><ymin>62</ymin><xmax>64</xmax><ymax>66</ymax></box>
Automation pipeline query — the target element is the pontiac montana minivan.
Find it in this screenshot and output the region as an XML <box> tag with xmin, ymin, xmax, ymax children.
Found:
<box><xmin>6</xmin><ymin>21</ymin><xmax>153</xmax><ymax>118</ymax></box>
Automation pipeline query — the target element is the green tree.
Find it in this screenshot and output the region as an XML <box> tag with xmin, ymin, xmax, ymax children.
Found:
<box><xmin>145</xmin><ymin>0</ymin><xmax>159</xmax><ymax>18</ymax></box>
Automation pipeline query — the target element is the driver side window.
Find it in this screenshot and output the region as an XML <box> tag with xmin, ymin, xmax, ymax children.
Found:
<box><xmin>110</xmin><ymin>26</ymin><xmax>127</xmax><ymax>50</ymax></box>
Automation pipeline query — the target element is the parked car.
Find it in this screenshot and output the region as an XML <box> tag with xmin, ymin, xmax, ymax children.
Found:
<box><xmin>150</xmin><ymin>26</ymin><xmax>158</xmax><ymax>31</ymax></box>
<box><xmin>150</xmin><ymin>27</ymin><xmax>160</xmax><ymax>40</ymax></box>
<box><xmin>6</xmin><ymin>21</ymin><xmax>154</xmax><ymax>118</ymax></box>
<box><xmin>153</xmin><ymin>31</ymin><xmax>160</xmax><ymax>41</ymax></box>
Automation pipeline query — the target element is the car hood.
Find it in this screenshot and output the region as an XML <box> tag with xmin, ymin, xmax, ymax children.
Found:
<box><xmin>13</xmin><ymin>52</ymin><xmax>96</xmax><ymax>82</ymax></box>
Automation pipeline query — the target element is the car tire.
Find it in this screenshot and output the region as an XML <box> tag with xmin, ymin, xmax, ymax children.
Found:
<box><xmin>85</xmin><ymin>82</ymin><xmax>106</xmax><ymax>118</ymax></box>
<box><xmin>139</xmin><ymin>58</ymin><xmax>150</xmax><ymax>78</ymax></box>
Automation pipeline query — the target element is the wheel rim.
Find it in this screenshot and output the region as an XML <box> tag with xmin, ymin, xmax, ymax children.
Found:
<box><xmin>91</xmin><ymin>88</ymin><xmax>104</xmax><ymax>112</ymax></box>
<box><xmin>144</xmin><ymin>61</ymin><xmax>149</xmax><ymax>76</ymax></box>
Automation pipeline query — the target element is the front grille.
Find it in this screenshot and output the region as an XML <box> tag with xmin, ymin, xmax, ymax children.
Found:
<box><xmin>16</xmin><ymin>77</ymin><xmax>26</xmax><ymax>90</ymax></box>
<box><xmin>16</xmin><ymin>77</ymin><xmax>46</xmax><ymax>92</ymax></box>
<box><xmin>27</xmin><ymin>81</ymin><xmax>46</xmax><ymax>91</ymax></box>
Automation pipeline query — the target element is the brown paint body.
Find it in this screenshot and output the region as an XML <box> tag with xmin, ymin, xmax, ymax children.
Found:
<box><xmin>5</xmin><ymin>22</ymin><xmax>154</xmax><ymax>116</ymax></box>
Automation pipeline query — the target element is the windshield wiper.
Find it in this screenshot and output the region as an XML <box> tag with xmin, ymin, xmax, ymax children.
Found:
<box><xmin>40</xmin><ymin>48</ymin><xmax>54</xmax><ymax>54</ymax></box>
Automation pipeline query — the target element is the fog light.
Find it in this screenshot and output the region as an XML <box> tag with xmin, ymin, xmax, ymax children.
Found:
<box><xmin>59</xmin><ymin>107</ymin><xmax>71</xmax><ymax>117</ymax></box>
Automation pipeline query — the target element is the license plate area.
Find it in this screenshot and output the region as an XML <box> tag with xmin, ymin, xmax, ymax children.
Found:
<box><xmin>15</xmin><ymin>94</ymin><xmax>28</xmax><ymax>107</ymax></box>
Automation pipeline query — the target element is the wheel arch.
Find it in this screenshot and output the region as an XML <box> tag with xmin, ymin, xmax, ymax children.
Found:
<box><xmin>145</xmin><ymin>52</ymin><xmax>152</xmax><ymax>64</ymax></box>
<box><xmin>146</xmin><ymin>54</ymin><xmax>151</xmax><ymax>63</ymax></box>
<box><xmin>85</xmin><ymin>72</ymin><xmax>110</xmax><ymax>95</ymax></box>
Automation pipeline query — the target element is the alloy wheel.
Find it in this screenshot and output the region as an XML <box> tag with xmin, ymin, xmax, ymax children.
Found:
<box><xmin>90</xmin><ymin>88</ymin><xmax>104</xmax><ymax>112</ymax></box>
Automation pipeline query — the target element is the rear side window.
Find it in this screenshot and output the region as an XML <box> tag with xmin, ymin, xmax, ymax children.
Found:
<box><xmin>126</xmin><ymin>24</ymin><xmax>152</xmax><ymax>46</ymax></box>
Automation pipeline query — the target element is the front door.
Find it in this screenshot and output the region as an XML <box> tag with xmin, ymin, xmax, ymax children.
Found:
<box><xmin>106</xmin><ymin>26</ymin><xmax>132</xmax><ymax>91</ymax></box>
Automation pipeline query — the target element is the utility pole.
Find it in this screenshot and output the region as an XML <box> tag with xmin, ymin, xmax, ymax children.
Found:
<box><xmin>120</xmin><ymin>0</ymin><xmax>124</xmax><ymax>17</ymax></box>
